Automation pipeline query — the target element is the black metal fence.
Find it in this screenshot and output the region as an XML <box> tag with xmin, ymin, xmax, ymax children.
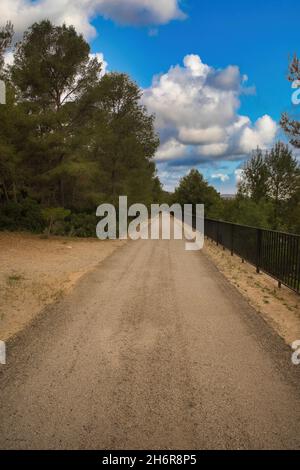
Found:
<box><xmin>204</xmin><ymin>219</ymin><xmax>300</xmax><ymax>294</ymax></box>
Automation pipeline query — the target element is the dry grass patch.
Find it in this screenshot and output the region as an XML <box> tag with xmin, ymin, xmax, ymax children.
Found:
<box><xmin>203</xmin><ymin>237</ymin><xmax>300</xmax><ymax>345</ymax></box>
<box><xmin>0</xmin><ymin>232</ymin><xmax>126</xmax><ymax>341</ymax></box>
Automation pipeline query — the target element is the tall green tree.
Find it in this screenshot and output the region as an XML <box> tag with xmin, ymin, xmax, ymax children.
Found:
<box><xmin>10</xmin><ymin>20</ymin><xmax>101</xmax><ymax>207</ymax></box>
<box><xmin>173</xmin><ymin>169</ymin><xmax>222</xmax><ymax>218</ymax></box>
<box><xmin>0</xmin><ymin>20</ymin><xmax>161</xmax><ymax>235</ymax></box>
<box><xmin>12</xmin><ymin>20</ymin><xmax>99</xmax><ymax>110</ymax></box>
<box><xmin>0</xmin><ymin>22</ymin><xmax>24</xmax><ymax>204</ymax></box>
<box><xmin>266</xmin><ymin>141</ymin><xmax>300</xmax><ymax>229</ymax></box>
<box><xmin>235</xmin><ymin>142</ymin><xmax>299</xmax><ymax>231</ymax></box>
<box><xmin>238</xmin><ymin>147</ymin><xmax>269</xmax><ymax>202</ymax></box>
<box><xmin>79</xmin><ymin>72</ymin><xmax>159</xmax><ymax>206</ymax></box>
<box><xmin>0</xmin><ymin>87</ymin><xmax>26</xmax><ymax>202</ymax></box>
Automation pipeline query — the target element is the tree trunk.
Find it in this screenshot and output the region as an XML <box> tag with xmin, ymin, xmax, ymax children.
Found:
<box><xmin>12</xmin><ymin>181</ymin><xmax>17</xmax><ymax>203</ymax></box>
<box><xmin>60</xmin><ymin>178</ymin><xmax>65</xmax><ymax>207</ymax></box>
<box><xmin>2</xmin><ymin>181</ymin><xmax>9</xmax><ymax>202</ymax></box>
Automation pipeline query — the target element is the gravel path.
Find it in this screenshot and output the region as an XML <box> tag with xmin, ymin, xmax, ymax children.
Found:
<box><xmin>0</xmin><ymin>233</ymin><xmax>300</xmax><ymax>449</ymax></box>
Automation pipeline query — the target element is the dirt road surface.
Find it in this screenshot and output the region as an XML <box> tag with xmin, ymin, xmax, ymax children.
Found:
<box><xmin>0</xmin><ymin>232</ymin><xmax>300</xmax><ymax>449</ymax></box>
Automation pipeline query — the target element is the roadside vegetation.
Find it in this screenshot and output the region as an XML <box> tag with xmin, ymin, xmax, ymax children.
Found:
<box><xmin>171</xmin><ymin>143</ymin><xmax>300</xmax><ymax>233</ymax></box>
<box><xmin>0</xmin><ymin>21</ymin><xmax>163</xmax><ymax>237</ymax></box>
<box><xmin>0</xmin><ymin>20</ymin><xmax>299</xmax><ymax>236</ymax></box>
<box><xmin>171</xmin><ymin>54</ymin><xmax>300</xmax><ymax>233</ymax></box>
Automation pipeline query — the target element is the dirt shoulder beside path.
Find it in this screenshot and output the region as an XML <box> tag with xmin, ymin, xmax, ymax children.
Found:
<box><xmin>0</xmin><ymin>232</ymin><xmax>126</xmax><ymax>342</ymax></box>
<box><xmin>202</xmin><ymin>237</ymin><xmax>300</xmax><ymax>346</ymax></box>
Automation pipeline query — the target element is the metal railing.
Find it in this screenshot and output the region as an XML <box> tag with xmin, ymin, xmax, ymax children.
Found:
<box><xmin>204</xmin><ymin>218</ymin><xmax>300</xmax><ymax>294</ymax></box>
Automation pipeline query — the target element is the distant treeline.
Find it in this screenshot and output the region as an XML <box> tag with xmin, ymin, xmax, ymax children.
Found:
<box><xmin>170</xmin><ymin>141</ymin><xmax>300</xmax><ymax>234</ymax></box>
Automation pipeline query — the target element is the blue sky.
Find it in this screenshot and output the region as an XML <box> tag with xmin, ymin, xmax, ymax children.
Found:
<box><xmin>88</xmin><ymin>0</ymin><xmax>299</xmax><ymax>192</ymax></box>
<box><xmin>91</xmin><ymin>0</ymin><xmax>298</xmax><ymax>121</ymax></box>
<box><xmin>5</xmin><ymin>0</ymin><xmax>300</xmax><ymax>193</ymax></box>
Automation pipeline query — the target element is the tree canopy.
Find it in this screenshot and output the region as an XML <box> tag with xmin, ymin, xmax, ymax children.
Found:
<box><xmin>173</xmin><ymin>169</ymin><xmax>223</xmax><ymax>218</ymax></box>
<box><xmin>236</xmin><ymin>142</ymin><xmax>300</xmax><ymax>231</ymax></box>
<box><xmin>0</xmin><ymin>20</ymin><xmax>161</xmax><ymax>235</ymax></box>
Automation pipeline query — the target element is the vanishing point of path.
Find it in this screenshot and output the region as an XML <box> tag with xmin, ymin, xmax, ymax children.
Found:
<box><xmin>0</xmin><ymin>230</ymin><xmax>300</xmax><ymax>449</ymax></box>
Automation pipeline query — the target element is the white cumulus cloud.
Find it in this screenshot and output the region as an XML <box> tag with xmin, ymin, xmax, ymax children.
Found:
<box><xmin>142</xmin><ymin>54</ymin><xmax>277</xmax><ymax>165</ymax></box>
<box><xmin>178</xmin><ymin>126</ymin><xmax>226</xmax><ymax>145</ymax></box>
<box><xmin>239</xmin><ymin>115</ymin><xmax>277</xmax><ymax>153</ymax></box>
<box><xmin>156</xmin><ymin>138</ymin><xmax>188</xmax><ymax>161</ymax></box>
<box><xmin>1</xmin><ymin>0</ymin><xmax>185</xmax><ymax>40</ymax></box>
<box><xmin>211</xmin><ymin>173</ymin><xmax>230</xmax><ymax>183</ymax></box>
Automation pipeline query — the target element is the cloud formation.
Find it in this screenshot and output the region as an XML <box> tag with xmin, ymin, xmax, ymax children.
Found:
<box><xmin>211</xmin><ymin>173</ymin><xmax>230</xmax><ymax>183</ymax></box>
<box><xmin>143</xmin><ymin>54</ymin><xmax>277</xmax><ymax>166</ymax></box>
<box><xmin>1</xmin><ymin>0</ymin><xmax>185</xmax><ymax>39</ymax></box>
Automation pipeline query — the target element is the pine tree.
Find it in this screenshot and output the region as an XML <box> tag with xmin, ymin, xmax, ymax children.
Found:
<box><xmin>11</xmin><ymin>20</ymin><xmax>102</xmax><ymax>207</ymax></box>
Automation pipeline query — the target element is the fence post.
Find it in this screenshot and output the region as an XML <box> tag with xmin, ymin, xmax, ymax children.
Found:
<box><xmin>231</xmin><ymin>224</ymin><xmax>234</xmax><ymax>256</ymax></box>
<box><xmin>216</xmin><ymin>221</ymin><xmax>219</xmax><ymax>246</ymax></box>
<box><xmin>256</xmin><ymin>229</ymin><xmax>262</xmax><ymax>274</ymax></box>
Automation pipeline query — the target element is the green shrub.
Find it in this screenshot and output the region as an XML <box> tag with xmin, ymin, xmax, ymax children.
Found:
<box><xmin>0</xmin><ymin>199</ymin><xmax>45</xmax><ymax>232</ymax></box>
<box><xmin>41</xmin><ymin>207</ymin><xmax>71</xmax><ymax>236</ymax></box>
<box><xmin>65</xmin><ymin>213</ymin><xmax>98</xmax><ymax>238</ymax></box>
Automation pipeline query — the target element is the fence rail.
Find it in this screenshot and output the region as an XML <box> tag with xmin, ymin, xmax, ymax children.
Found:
<box><xmin>203</xmin><ymin>218</ymin><xmax>300</xmax><ymax>294</ymax></box>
